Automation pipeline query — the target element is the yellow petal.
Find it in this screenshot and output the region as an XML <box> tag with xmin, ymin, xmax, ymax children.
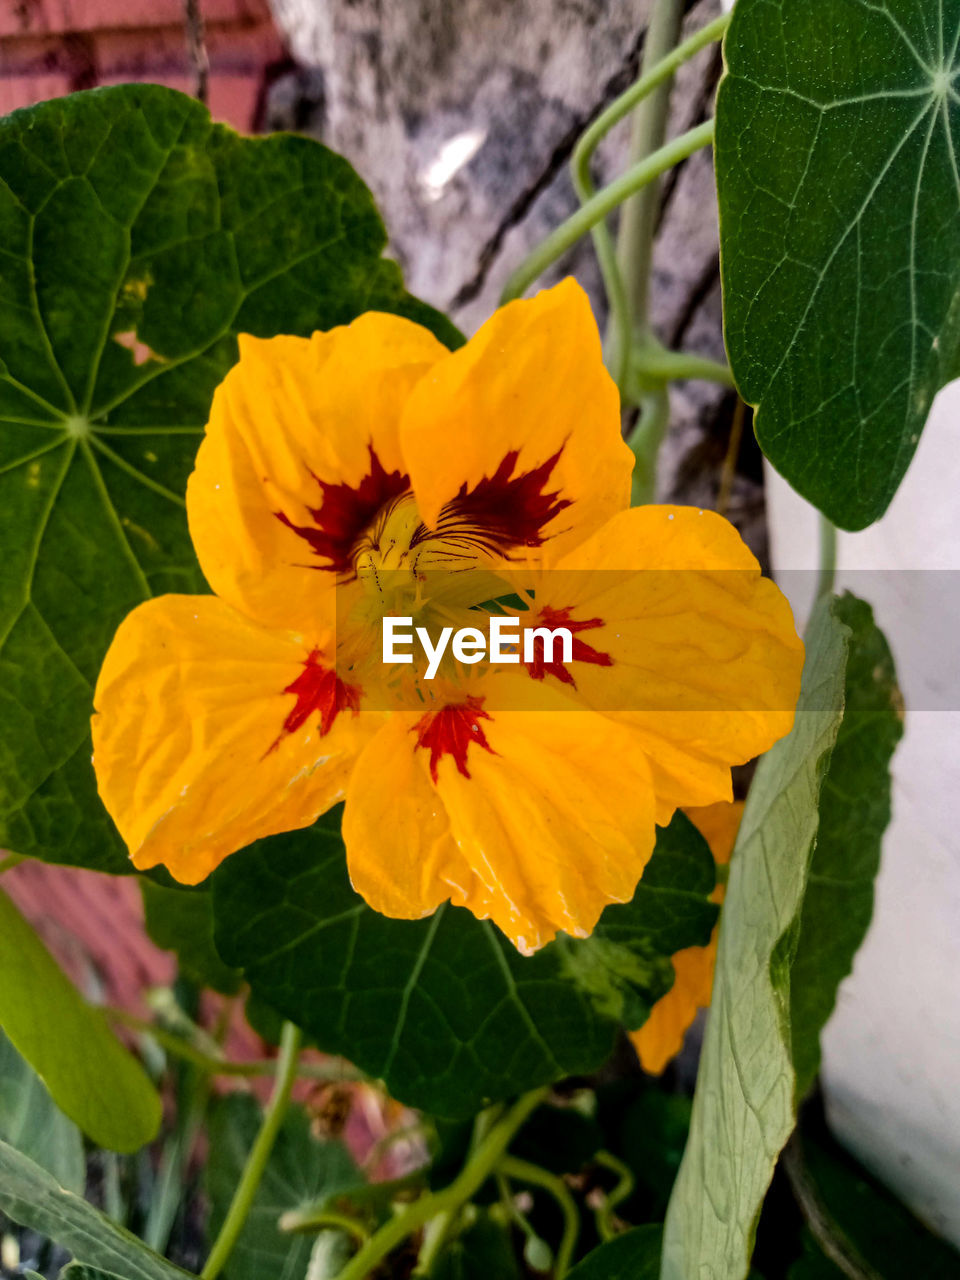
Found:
<box><xmin>343</xmin><ymin>678</ymin><xmax>657</xmax><ymax>953</ymax></box>
<box><xmin>341</xmin><ymin>714</ymin><xmax>482</xmax><ymax>921</ymax></box>
<box><xmin>398</xmin><ymin>279</ymin><xmax>632</xmax><ymax>562</ymax></box>
<box><xmin>629</xmin><ymin>939</ymin><xmax>717</xmax><ymax>1075</ymax></box>
<box><xmin>539</xmin><ymin>506</ymin><xmax>804</xmax><ymax>821</ymax></box>
<box><xmin>188</xmin><ymin>315</ymin><xmax>448</xmax><ymax>632</ymax></box>
<box><xmin>92</xmin><ymin>595</ymin><xmax>380</xmax><ymax>884</ymax></box>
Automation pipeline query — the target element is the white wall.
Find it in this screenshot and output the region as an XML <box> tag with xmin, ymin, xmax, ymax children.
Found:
<box><xmin>765</xmin><ymin>383</ymin><xmax>960</xmax><ymax>1244</ymax></box>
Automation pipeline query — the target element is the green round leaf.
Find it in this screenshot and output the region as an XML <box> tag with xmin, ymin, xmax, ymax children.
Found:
<box><xmin>212</xmin><ymin>811</ymin><xmax>718</xmax><ymax>1118</ymax></box>
<box><xmin>0</xmin><ymin>84</ymin><xmax>458</xmax><ymax>874</ymax></box>
<box><xmin>717</xmin><ymin>0</ymin><xmax>960</xmax><ymax>528</ymax></box>
<box><xmin>565</xmin><ymin>1225</ymin><xmax>662</xmax><ymax>1279</ymax></box>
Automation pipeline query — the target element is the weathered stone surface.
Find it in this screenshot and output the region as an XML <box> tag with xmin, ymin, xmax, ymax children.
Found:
<box><xmin>265</xmin><ymin>0</ymin><xmax>763</xmax><ymax>552</ymax></box>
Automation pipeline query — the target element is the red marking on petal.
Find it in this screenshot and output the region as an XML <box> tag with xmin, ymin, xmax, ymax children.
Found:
<box><xmin>276</xmin><ymin>444</ymin><xmax>409</xmax><ymax>576</ymax></box>
<box><xmin>420</xmin><ymin>448</ymin><xmax>570</xmax><ymax>556</ymax></box>
<box><xmin>525</xmin><ymin>605</ymin><xmax>613</xmax><ymax>688</ymax></box>
<box><xmin>413</xmin><ymin>696</ymin><xmax>495</xmax><ymax>784</ymax></box>
<box><xmin>270</xmin><ymin>650</ymin><xmax>361</xmax><ymax>752</ymax></box>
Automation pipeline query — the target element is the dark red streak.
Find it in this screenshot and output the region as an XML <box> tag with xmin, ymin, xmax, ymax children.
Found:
<box><xmin>413</xmin><ymin>696</ymin><xmax>495</xmax><ymax>783</ymax></box>
<box><xmin>275</xmin><ymin>444</ymin><xmax>408</xmax><ymax>576</ymax></box>
<box><xmin>269</xmin><ymin>650</ymin><xmax>361</xmax><ymax>753</ymax></box>
<box><xmin>524</xmin><ymin>605</ymin><xmax>613</xmax><ymax>687</ymax></box>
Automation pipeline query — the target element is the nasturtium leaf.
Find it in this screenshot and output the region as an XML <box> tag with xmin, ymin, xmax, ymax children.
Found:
<box><xmin>0</xmin><ymin>1030</ymin><xmax>85</xmax><ymax>1193</ymax></box>
<box><xmin>791</xmin><ymin>594</ymin><xmax>903</xmax><ymax>1098</ymax></box>
<box><xmin>212</xmin><ymin>811</ymin><xmax>718</xmax><ymax>1118</ymax></box>
<box><xmin>205</xmin><ymin>1094</ymin><xmax>362</xmax><ymax>1280</ymax></box>
<box><xmin>0</xmin><ymin>84</ymin><xmax>458</xmax><ymax>875</ymax></box>
<box><xmin>716</xmin><ymin>0</ymin><xmax>960</xmax><ymax>529</ymax></box>
<box><xmin>60</xmin><ymin>1269</ymin><xmax>125</xmax><ymax>1280</ymax></box>
<box><xmin>566</xmin><ymin>1225</ymin><xmax>662</xmax><ymax>1279</ymax></box>
<box><xmin>0</xmin><ymin>1138</ymin><xmax>191</xmax><ymax>1280</ymax></box>
<box><xmin>661</xmin><ymin>596</ymin><xmax>850</xmax><ymax>1280</ymax></box>
<box><xmin>141</xmin><ymin>880</ymin><xmax>241</xmax><ymax>995</ymax></box>
<box><xmin>0</xmin><ymin>887</ymin><xmax>160</xmax><ymax>1152</ymax></box>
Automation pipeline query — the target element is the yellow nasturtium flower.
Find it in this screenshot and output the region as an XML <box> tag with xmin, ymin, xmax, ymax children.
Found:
<box><xmin>630</xmin><ymin>800</ymin><xmax>743</xmax><ymax>1074</ymax></box>
<box><xmin>92</xmin><ymin>279</ymin><xmax>802</xmax><ymax>954</ymax></box>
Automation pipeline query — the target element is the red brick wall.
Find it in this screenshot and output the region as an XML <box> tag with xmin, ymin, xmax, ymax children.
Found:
<box><xmin>0</xmin><ymin>0</ymin><xmax>286</xmax><ymax>130</ymax></box>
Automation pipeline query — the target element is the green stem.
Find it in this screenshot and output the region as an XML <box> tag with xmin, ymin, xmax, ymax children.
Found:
<box><xmin>593</xmin><ymin>1151</ymin><xmax>636</xmax><ymax>1241</ymax></box>
<box><xmin>200</xmin><ymin>1021</ymin><xmax>303</xmax><ymax>1280</ymax></box>
<box><xmin>817</xmin><ymin>514</ymin><xmax>838</xmax><ymax>600</ymax></box>
<box><xmin>105</xmin><ymin>1006</ymin><xmax>358</xmax><ymax>1082</ymax></box>
<box><xmin>571</xmin><ymin>12</ymin><xmax>729</xmax><ymax>391</ymax></box>
<box><xmin>411</xmin><ymin>1208</ymin><xmax>455</xmax><ymax>1277</ymax></box>
<box><xmin>332</xmin><ymin>1088</ymin><xmax>548</xmax><ymax>1280</ymax></box>
<box><xmin>280</xmin><ymin>1207</ymin><xmax>371</xmax><ymax>1245</ymax></box>
<box><xmin>499</xmin><ymin>1155</ymin><xmax>579</xmax><ymax>1279</ymax></box>
<box><xmin>628</xmin><ymin>387</ymin><xmax>671</xmax><ymax>505</ymax></box>
<box><xmin>634</xmin><ymin>343</ymin><xmax>735</xmax><ymax>388</ymax></box>
<box><xmin>614</xmin><ymin>0</ymin><xmax>688</xmax><ymax>339</ymax></box>
<box><xmin>500</xmin><ymin>121</ymin><xmax>715</xmax><ymax>306</ymax></box>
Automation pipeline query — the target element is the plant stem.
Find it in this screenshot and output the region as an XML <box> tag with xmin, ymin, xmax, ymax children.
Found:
<box><xmin>411</xmin><ymin>1208</ymin><xmax>455</xmax><ymax>1277</ymax></box>
<box><xmin>571</xmin><ymin>11</ymin><xmax>730</xmax><ymax>391</ymax></box>
<box><xmin>615</xmin><ymin>0</ymin><xmax>687</xmax><ymax>339</ymax></box>
<box><xmin>628</xmin><ymin>386</ymin><xmax>671</xmax><ymax>505</ymax></box>
<box><xmin>717</xmin><ymin>396</ymin><xmax>746</xmax><ymax>518</ymax></box>
<box><xmin>200</xmin><ymin>1021</ymin><xmax>303</xmax><ymax>1280</ymax></box>
<box><xmin>498</xmin><ymin>1156</ymin><xmax>579</xmax><ymax>1279</ymax></box>
<box><xmin>0</xmin><ymin>854</ymin><xmax>25</xmax><ymax>875</ymax></box>
<box><xmin>332</xmin><ymin>1088</ymin><xmax>548</xmax><ymax>1280</ymax></box>
<box><xmin>817</xmin><ymin>514</ymin><xmax>838</xmax><ymax>600</ymax></box>
<box><xmin>500</xmin><ymin>121</ymin><xmax>715</xmax><ymax>306</ymax></box>
<box><xmin>281</xmin><ymin>1207</ymin><xmax>371</xmax><ymax>1245</ymax></box>
<box><xmin>593</xmin><ymin>1151</ymin><xmax>636</xmax><ymax>1241</ymax></box>
<box><xmin>105</xmin><ymin>1006</ymin><xmax>358</xmax><ymax>1082</ymax></box>
<box><xmin>635</xmin><ymin>343</ymin><xmax>735</xmax><ymax>388</ymax></box>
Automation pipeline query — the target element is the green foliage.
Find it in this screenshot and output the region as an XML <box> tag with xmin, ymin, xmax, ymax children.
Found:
<box><xmin>205</xmin><ymin>1094</ymin><xmax>362</xmax><ymax>1280</ymax></box>
<box><xmin>615</xmin><ymin>1089</ymin><xmax>692</xmax><ymax>1220</ymax></box>
<box><xmin>662</xmin><ymin>592</ymin><xmax>904</xmax><ymax>1279</ymax></box>
<box><xmin>790</xmin><ymin>594</ymin><xmax>903</xmax><ymax>1098</ymax></box>
<box><xmin>60</xmin><ymin>1269</ymin><xmax>124</xmax><ymax>1280</ymax></box>
<box><xmin>433</xmin><ymin>1212</ymin><xmax>523</xmax><ymax>1280</ymax></box>
<box><xmin>141</xmin><ymin>880</ymin><xmax>241</xmax><ymax>995</ymax></box>
<box><xmin>0</xmin><ymin>83</ymin><xmax>458</xmax><ymax>875</ymax></box>
<box><xmin>788</xmin><ymin>1136</ymin><xmax>960</xmax><ymax>1279</ymax></box>
<box><xmin>565</xmin><ymin>1224</ymin><xmax>662</xmax><ymax>1278</ymax></box>
<box><xmin>0</xmin><ymin>887</ymin><xmax>160</xmax><ymax>1152</ymax></box>
<box><xmin>716</xmin><ymin>0</ymin><xmax>960</xmax><ymax>528</ymax></box>
<box><xmin>0</xmin><ymin>1137</ymin><xmax>191</xmax><ymax>1279</ymax></box>
<box><xmin>0</xmin><ymin>1029</ymin><xmax>84</xmax><ymax>1193</ymax></box>
<box><xmin>211</xmin><ymin>810</ymin><xmax>718</xmax><ymax>1118</ymax></box>
<box><xmin>661</xmin><ymin>596</ymin><xmax>850</xmax><ymax>1279</ymax></box>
